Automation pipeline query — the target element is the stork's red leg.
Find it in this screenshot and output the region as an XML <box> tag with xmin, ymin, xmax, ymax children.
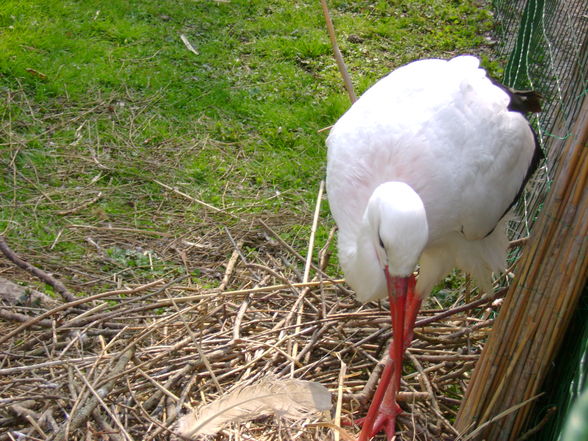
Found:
<box><xmin>403</xmin><ymin>276</ymin><xmax>421</xmax><ymax>345</ymax></box>
<box><xmin>375</xmin><ymin>277</ymin><xmax>422</xmax><ymax>438</ymax></box>
<box><xmin>356</xmin><ymin>345</ymin><xmax>399</xmax><ymax>441</ymax></box>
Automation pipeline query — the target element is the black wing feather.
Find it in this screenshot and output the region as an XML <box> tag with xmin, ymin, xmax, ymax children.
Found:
<box><xmin>485</xmin><ymin>81</ymin><xmax>544</xmax><ymax>237</ymax></box>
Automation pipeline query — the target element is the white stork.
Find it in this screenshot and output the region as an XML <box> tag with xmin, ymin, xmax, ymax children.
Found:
<box><xmin>326</xmin><ymin>55</ymin><xmax>541</xmax><ymax>440</ymax></box>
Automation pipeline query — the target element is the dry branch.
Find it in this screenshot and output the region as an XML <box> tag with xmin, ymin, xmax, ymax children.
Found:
<box><xmin>1</xmin><ymin>215</ymin><xmax>506</xmax><ymax>441</ymax></box>
<box><xmin>0</xmin><ymin>276</ymin><xmax>59</xmax><ymax>307</ymax></box>
<box><xmin>0</xmin><ymin>235</ymin><xmax>75</xmax><ymax>302</ymax></box>
<box><xmin>52</xmin><ymin>345</ymin><xmax>136</xmax><ymax>441</ymax></box>
<box><xmin>319</xmin><ymin>0</ymin><xmax>357</xmax><ymax>103</ymax></box>
<box><xmin>0</xmin><ymin>279</ymin><xmax>164</xmax><ymax>346</ymax></box>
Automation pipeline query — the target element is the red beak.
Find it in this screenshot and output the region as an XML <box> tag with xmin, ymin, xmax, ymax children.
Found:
<box><xmin>357</xmin><ymin>268</ymin><xmax>419</xmax><ymax>440</ymax></box>
<box><xmin>384</xmin><ymin>267</ymin><xmax>410</xmax><ymax>376</ymax></box>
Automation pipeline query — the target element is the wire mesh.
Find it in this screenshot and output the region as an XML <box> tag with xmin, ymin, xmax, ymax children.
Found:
<box><xmin>491</xmin><ymin>0</ymin><xmax>587</xmax><ymax>439</ymax></box>
<box><xmin>495</xmin><ymin>0</ymin><xmax>587</xmax><ymax>243</ymax></box>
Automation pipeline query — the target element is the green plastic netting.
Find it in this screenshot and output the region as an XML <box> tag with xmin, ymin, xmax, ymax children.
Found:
<box><xmin>492</xmin><ymin>0</ymin><xmax>587</xmax><ymax>439</ymax></box>
<box><xmin>496</xmin><ymin>0</ymin><xmax>587</xmax><ymax>241</ymax></box>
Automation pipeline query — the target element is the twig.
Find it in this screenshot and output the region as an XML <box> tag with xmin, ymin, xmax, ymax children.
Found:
<box><xmin>153</xmin><ymin>179</ymin><xmax>238</xmax><ymax>219</ymax></box>
<box><xmin>303</xmin><ymin>180</ymin><xmax>325</xmax><ymax>283</ymax></box>
<box><xmin>143</xmin><ymin>360</ymin><xmax>199</xmax><ymax>412</ymax></box>
<box><xmin>458</xmin><ymin>393</ymin><xmax>544</xmax><ymax>441</ymax></box>
<box><xmin>219</xmin><ymin>239</ymin><xmax>243</xmax><ymax>291</ymax></box>
<box><xmin>0</xmin><ymin>235</ymin><xmax>75</xmax><ymax>302</ymax></box>
<box><xmin>319</xmin><ymin>0</ymin><xmax>357</xmax><ymax>103</ymax></box>
<box><xmin>0</xmin><ymin>356</ymin><xmax>118</xmax><ymax>376</ymax></box>
<box><xmin>0</xmin><ymin>275</ymin><xmax>58</xmax><ymax>307</ymax></box>
<box><xmin>52</xmin><ymin>345</ymin><xmax>136</xmax><ymax>441</ymax></box>
<box><xmin>7</xmin><ymin>403</ymin><xmax>47</xmax><ymax>439</ymax></box>
<box><xmin>232</xmin><ymin>294</ymin><xmax>252</xmax><ymax>342</ymax></box>
<box><xmin>0</xmin><ymin>279</ymin><xmax>164</xmax><ymax>346</ymax></box>
<box><xmin>353</xmin><ymin>353</ymin><xmax>387</xmax><ymax>403</ymax></box>
<box><xmin>292</xmin><ymin>181</ymin><xmax>325</xmax><ymax>375</ymax></box>
<box><xmin>163</xmin><ymin>291</ymin><xmax>224</xmax><ymax>394</ymax></box>
<box><xmin>408</xmin><ymin>352</ymin><xmax>458</xmax><ymax>437</ymax></box>
<box><xmin>414</xmin><ymin>288</ymin><xmax>507</xmax><ymax>328</ymax></box>
<box><xmin>516</xmin><ymin>406</ymin><xmax>556</xmax><ymax>441</ymax></box>
<box><xmin>408</xmin><ymin>354</ymin><xmax>479</xmax><ymax>362</ymax></box>
<box><xmin>136</xmin><ymin>367</ymin><xmax>181</xmax><ymax>403</ymax></box>
<box><xmin>333</xmin><ymin>357</ymin><xmax>347</xmax><ymax>441</ymax></box>
<box><xmin>56</xmin><ymin>192</ymin><xmax>103</xmax><ymax>215</ymax></box>
<box><xmin>92</xmin><ymin>408</ymin><xmax>125</xmax><ymax>441</ymax></box>
<box><xmin>437</xmin><ymin>362</ymin><xmax>476</xmax><ymax>384</ymax></box>
<box><xmin>479</xmin><ymin>319</ymin><xmax>541</xmax><ymax>424</ymax></box>
<box><xmin>508</xmin><ymin>237</ymin><xmax>529</xmax><ymax>248</ymax></box>
<box><xmin>247</xmin><ymin>262</ymin><xmax>291</xmax><ymax>284</ymax></box>
<box><xmin>259</xmin><ymin>219</ymin><xmax>311</xmax><ymax>266</ymax></box>
<box><xmin>0</xmin><ymin>309</ymin><xmax>53</xmax><ymax>327</ymax></box>
<box><xmin>258</xmin><ymin>219</ymin><xmax>349</xmax><ymax>292</ymax></box>
<box><xmin>68</xmin><ymin>224</ymin><xmax>171</xmax><ymax>237</ymax></box>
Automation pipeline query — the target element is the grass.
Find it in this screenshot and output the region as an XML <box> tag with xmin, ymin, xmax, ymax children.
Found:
<box><xmin>1</xmin><ymin>0</ymin><xmax>495</xmax><ymax>292</ymax></box>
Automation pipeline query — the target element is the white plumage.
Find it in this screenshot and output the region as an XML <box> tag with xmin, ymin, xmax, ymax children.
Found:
<box><xmin>326</xmin><ymin>55</ymin><xmax>540</xmax><ymax>440</ymax></box>
<box><xmin>327</xmin><ymin>55</ymin><xmax>536</xmax><ymax>302</ymax></box>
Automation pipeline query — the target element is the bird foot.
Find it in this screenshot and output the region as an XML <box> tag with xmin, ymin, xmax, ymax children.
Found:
<box><xmin>354</xmin><ymin>401</ymin><xmax>403</xmax><ymax>441</ymax></box>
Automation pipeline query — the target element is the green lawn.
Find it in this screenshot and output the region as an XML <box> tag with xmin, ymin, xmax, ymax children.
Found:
<box><xmin>0</xmin><ymin>0</ymin><xmax>495</xmax><ymax>292</ymax></box>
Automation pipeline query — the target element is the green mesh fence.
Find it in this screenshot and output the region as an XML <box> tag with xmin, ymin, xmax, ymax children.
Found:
<box><xmin>494</xmin><ymin>0</ymin><xmax>587</xmax><ymax>239</ymax></box>
<box><xmin>491</xmin><ymin>0</ymin><xmax>588</xmax><ymax>439</ymax></box>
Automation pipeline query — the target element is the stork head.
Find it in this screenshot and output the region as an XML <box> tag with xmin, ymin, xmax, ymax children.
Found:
<box><xmin>365</xmin><ymin>182</ymin><xmax>428</xmax><ymax>297</ymax></box>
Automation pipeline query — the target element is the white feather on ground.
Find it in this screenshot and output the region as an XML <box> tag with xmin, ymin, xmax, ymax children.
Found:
<box><xmin>175</xmin><ymin>377</ymin><xmax>332</xmax><ymax>439</ymax></box>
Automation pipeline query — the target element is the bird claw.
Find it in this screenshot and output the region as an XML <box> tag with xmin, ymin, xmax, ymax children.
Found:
<box><xmin>354</xmin><ymin>402</ymin><xmax>403</xmax><ymax>440</ymax></box>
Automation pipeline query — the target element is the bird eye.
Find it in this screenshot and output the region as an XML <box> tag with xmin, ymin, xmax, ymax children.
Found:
<box><xmin>378</xmin><ymin>233</ymin><xmax>385</xmax><ymax>248</ymax></box>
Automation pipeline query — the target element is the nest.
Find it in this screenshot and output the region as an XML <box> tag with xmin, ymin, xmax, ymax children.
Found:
<box><xmin>0</xmin><ymin>210</ymin><xmax>511</xmax><ymax>441</ymax></box>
